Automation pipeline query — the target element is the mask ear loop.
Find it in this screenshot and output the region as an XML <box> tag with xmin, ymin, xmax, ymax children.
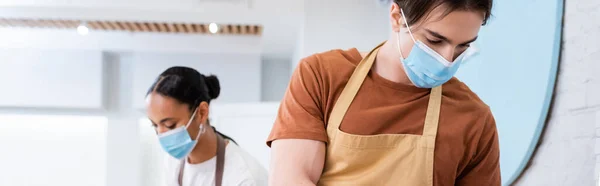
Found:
<box><xmin>185</xmin><ymin>107</ymin><xmax>198</xmax><ymax>128</ymax></box>
<box><xmin>397</xmin><ymin>8</ymin><xmax>417</xmax><ymax>60</ymax></box>
<box><xmin>194</xmin><ymin>124</ymin><xmax>205</xmax><ymax>141</ymax></box>
<box><xmin>396</xmin><ymin>31</ymin><xmax>406</xmax><ymax>60</ymax></box>
<box><xmin>185</xmin><ymin>107</ymin><xmax>206</xmax><ymax>140</ymax></box>
<box><xmin>400</xmin><ymin>9</ymin><xmax>416</xmax><ymax>43</ymax></box>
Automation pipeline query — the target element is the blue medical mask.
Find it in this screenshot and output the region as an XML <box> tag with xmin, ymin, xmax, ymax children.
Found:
<box><xmin>157</xmin><ymin>108</ymin><xmax>206</xmax><ymax>160</ymax></box>
<box><xmin>397</xmin><ymin>9</ymin><xmax>478</xmax><ymax>88</ymax></box>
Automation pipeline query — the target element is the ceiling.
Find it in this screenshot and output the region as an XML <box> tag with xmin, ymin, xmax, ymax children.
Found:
<box><xmin>0</xmin><ymin>0</ymin><xmax>304</xmax><ymax>60</ymax></box>
<box><xmin>0</xmin><ymin>18</ymin><xmax>264</xmax><ymax>35</ymax></box>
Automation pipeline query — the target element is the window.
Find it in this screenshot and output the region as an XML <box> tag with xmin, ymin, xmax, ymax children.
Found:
<box><xmin>0</xmin><ymin>114</ymin><xmax>107</xmax><ymax>186</ymax></box>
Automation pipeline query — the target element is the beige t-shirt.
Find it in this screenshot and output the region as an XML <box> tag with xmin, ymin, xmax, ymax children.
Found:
<box><xmin>267</xmin><ymin>48</ymin><xmax>501</xmax><ymax>186</ymax></box>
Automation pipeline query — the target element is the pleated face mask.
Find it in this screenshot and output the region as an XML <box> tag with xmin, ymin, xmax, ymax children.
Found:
<box><xmin>157</xmin><ymin>108</ymin><xmax>205</xmax><ymax>160</ymax></box>
<box><xmin>397</xmin><ymin>9</ymin><xmax>478</xmax><ymax>88</ymax></box>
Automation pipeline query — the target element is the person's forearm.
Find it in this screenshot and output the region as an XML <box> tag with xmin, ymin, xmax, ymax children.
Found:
<box><xmin>269</xmin><ymin>177</ymin><xmax>317</xmax><ymax>186</ymax></box>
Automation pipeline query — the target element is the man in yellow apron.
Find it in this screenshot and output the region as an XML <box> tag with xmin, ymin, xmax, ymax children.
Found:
<box><xmin>267</xmin><ymin>1</ymin><xmax>500</xmax><ymax>185</ymax></box>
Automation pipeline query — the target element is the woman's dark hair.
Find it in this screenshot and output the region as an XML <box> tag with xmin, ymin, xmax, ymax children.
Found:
<box><xmin>147</xmin><ymin>66</ymin><xmax>237</xmax><ymax>144</ymax></box>
<box><xmin>147</xmin><ymin>66</ymin><xmax>220</xmax><ymax>111</ymax></box>
<box><xmin>394</xmin><ymin>0</ymin><xmax>493</xmax><ymax>26</ymax></box>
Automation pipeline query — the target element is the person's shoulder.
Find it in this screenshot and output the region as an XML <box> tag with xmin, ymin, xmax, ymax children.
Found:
<box><xmin>443</xmin><ymin>78</ymin><xmax>492</xmax><ymax>115</ymax></box>
<box><xmin>294</xmin><ymin>48</ymin><xmax>364</xmax><ymax>93</ymax></box>
<box><xmin>442</xmin><ymin>78</ymin><xmax>496</xmax><ymax>141</ymax></box>
<box><xmin>298</xmin><ymin>48</ymin><xmax>363</xmax><ymax>76</ymax></box>
<box><xmin>223</xmin><ymin>143</ymin><xmax>268</xmax><ymax>185</ymax></box>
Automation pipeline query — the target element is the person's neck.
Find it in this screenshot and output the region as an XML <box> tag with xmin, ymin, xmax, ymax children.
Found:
<box><xmin>371</xmin><ymin>40</ymin><xmax>413</xmax><ymax>86</ymax></box>
<box><xmin>187</xmin><ymin>127</ymin><xmax>217</xmax><ymax>164</ymax></box>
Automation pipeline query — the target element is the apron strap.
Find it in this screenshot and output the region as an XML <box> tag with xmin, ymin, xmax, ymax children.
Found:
<box><xmin>326</xmin><ymin>42</ymin><xmax>384</xmax><ymax>139</ymax></box>
<box><xmin>422</xmin><ymin>86</ymin><xmax>441</xmax><ymax>185</ymax></box>
<box><xmin>178</xmin><ymin>131</ymin><xmax>227</xmax><ymax>186</ymax></box>
<box><xmin>215</xmin><ymin>134</ymin><xmax>226</xmax><ymax>186</ymax></box>
<box><xmin>422</xmin><ymin>86</ymin><xmax>442</xmax><ymax>141</ymax></box>
<box><xmin>325</xmin><ymin>41</ymin><xmax>443</xmax><ymax>145</ymax></box>
<box><xmin>178</xmin><ymin>160</ymin><xmax>184</xmax><ymax>186</ymax></box>
<box><xmin>321</xmin><ymin>41</ymin><xmax>443</xmax><ymax>186</ymax></box>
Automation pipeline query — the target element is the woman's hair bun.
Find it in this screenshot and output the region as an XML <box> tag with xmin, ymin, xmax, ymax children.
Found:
<box><xmin>204</xmin><ymin>75</ymin><xmax>220</xmax><ymax>99</ymax></box>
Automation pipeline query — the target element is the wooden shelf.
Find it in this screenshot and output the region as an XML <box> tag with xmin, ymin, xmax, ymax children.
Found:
<box><xmin>0</xmin><ymin>18</ymin><xmax>262</xmax><ymax>35</ymax></box>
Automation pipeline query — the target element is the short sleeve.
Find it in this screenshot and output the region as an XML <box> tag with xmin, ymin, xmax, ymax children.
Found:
<box><xmin>456</xmin><ymin>111</ymin><xmax>501</xmax><ymax>186</ymax></box>
<box><xmin>266</xmin><ymin>55</ymin><xmax>328</xmax><ymax>147</ymax></box>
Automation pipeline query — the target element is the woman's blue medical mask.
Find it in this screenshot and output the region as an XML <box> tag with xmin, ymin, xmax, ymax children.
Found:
<box><xmin>157</xmin><ymin>108</ymin><xmax>206</xmax><ymax>160</ymax></box>
<box><xmin>397</xmin><ymin>9</ymin><xmax>478</xmax><ymax>88</ymax></box>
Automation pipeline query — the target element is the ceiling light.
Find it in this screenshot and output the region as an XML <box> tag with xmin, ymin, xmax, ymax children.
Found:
<box><xmin>209</xmin><ymin>23</ymin><xmax>218</xmax><ymax>34</ymax></box>
<box><xmin>77</xmin><ymin>22</ymin><xmax>89</xmax><ymax>36</ymax></box>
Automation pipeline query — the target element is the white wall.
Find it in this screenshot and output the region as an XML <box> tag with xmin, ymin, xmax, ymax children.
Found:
<box><xmin>292</xmin><ymin>0</ymin><xmax>390</xmax><ymax>67</ymax></box>
<box><xmin>290</xmin><ymin>18</ymin><xmax>305</xmax><ymax>72</ymax></box>
<box><xmin>261</xmin><ymin>58</ymin><xmax>291</xmax><ymax>101</ymax></box>
<box><xmin>0</xmin><ymin>28</ymin><xmax>261</xmax><ymax>54</ymax></box>
<box><xmin>138</xmin><ymin>118</ymin><xmax>167</xmax><ymax>186</ymax></box>
<box><xmin>0</xmin><ymin>0</ymin><xmax>304</xmax><ymax>24</ymax></box>
<box><xmin>0</xmin><ymin>50</ymin><xmax>136</xmax><ymax>186</ymax></box>
<box><xmin>0</xmin><ymin>48</ymin><xmax>104</xmax><ymax>109</ymax></box>
<box><xmin>210</xmin><ymin>102</ymin><xmax>280</xmax><ymax>170</ymax></box>
<box><xmin>0</xmin><ymin>0</ymin><xmax>304</xmax><ymax>61</ymax></box>
<box><xmin>0</xmin><ymin>115</ymin><xmax>107</xmax><ymax>186</ymax></box>
<box><xmin>514</xmin><ymin>0</ymin><xmax>599</xmax><ymax>185</ymax></box>
<box><xmin>302</xmin><ymin>0</ymin><xmax>389</xmax><ymax>54</ymax></box>
<box><xmin>103</xmin><ymin>53</ymin><xmax>143</xmax><ymax>186</ymax></box>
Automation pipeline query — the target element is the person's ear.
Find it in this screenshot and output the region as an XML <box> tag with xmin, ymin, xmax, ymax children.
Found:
<box><xmin>197</xmin><ymin>101</ymin><xmax>210</xmax><ymax>125</ymax></box>
<box><xmin>390</xmin><ymin>3</ymin><xmax>403</xmax><ymax>33</ymax></box>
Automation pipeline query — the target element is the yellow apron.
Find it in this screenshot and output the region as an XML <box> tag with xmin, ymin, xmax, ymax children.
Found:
<box><xmin>318</xmin><ymin>44</ymin><xmax>442</xmax><ymax>186</ymax></box>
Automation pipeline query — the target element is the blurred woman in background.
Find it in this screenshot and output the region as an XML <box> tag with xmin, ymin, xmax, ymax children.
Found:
<box><xmin>145</xmin><ymin>66</ymin><xmax>267</xmax><ymax>186</ymax></box>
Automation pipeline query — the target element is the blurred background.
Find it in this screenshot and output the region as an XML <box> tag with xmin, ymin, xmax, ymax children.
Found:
<box><xmin>0</xmin><ymin>0</ymin><xmax>597</xmax><ymax>186</ymax></box>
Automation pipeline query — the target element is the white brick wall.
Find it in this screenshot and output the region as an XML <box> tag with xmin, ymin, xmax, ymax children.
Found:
<box><xmin>514</xmin><ymin>0</ymin><xmax>600</xmax><ymax>185</ymax></box>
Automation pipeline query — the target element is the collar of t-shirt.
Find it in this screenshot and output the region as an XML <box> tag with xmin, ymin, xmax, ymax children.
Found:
<box><xmin>182</xmin><ymin>143</ymin><xmax>234</xmax><ymax>173</ymax></box>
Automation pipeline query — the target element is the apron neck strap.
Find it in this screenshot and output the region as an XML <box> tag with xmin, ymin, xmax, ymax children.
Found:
<box><xmin>214</xmin><ymin>134</ymin><xmax>226</xmax><ymax>186</ymax></box>
<box><xmin>326</xmin><ymin>43</ymin><xmax>384</xmax><ymax>136</ymax></box>
<box><xmin>178</xmin><ymin>130</ymin><xmax>227</xmax><ymax>186</ymax></box>
<box><xmin>423</xmin><ymin>86</ymin><xmax>442</xmax><ymax>138</ymax></box>
<box><xmin>325</xmin><ymin>41</ymin><xmax>443</xmax><ymax>141</ymax></box>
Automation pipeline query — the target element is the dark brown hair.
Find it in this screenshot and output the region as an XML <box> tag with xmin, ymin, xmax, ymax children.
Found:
<box><xmin>394</xmin><ymin>0</ymin><xmax>492</xmax><ymax>25</ymax></box>
<box><xmin>147</xmin><ymin>66</ymin><xmax>220</xmax><ymax>111</ymax></box>
<box><xmin>147</xmin><ymin>66</ymin><xmax>237</xmax><ymax>144</ymax></box>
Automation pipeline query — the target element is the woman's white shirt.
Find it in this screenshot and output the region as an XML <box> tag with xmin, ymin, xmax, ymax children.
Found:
<box><xmin>165</xmin><ymin>143</ymin><xmax>268</xmax><ymax>186</ymax></box>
